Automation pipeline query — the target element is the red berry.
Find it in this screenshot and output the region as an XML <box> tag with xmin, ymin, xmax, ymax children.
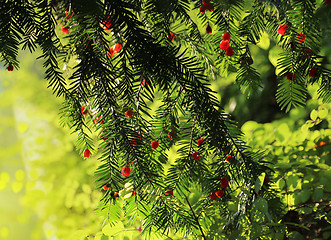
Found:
<box><xmin>297</xmin><ymin>32</ymin><xmax>305</xmax><ymax>43</ymax></box>
<box><xmin>84</xmin><ymin>149</ymin><xmax>91</xmax><ymax>158</ymax></box>
<box><xmin>220</xmin><ymin>177</ymin><xmax>229</xmax><ymax>189</ymax></box>
<box><xmin>126</xmin><ymin>109</ymin><xmax>133</xmax><ymax>118</ymax></box>
<box><xmin>121</xmin><ymin>166</ymin><xmax>131</xmax><ymax>177</ymax></box>
<box><xmin>80</xmin><ymin>106</ymin><xmax>88</xmax><ymax>115</ymax></box>
<box><xmin>222</xmin><ymin>32</ymin><xmax>231</xmax><ymax>41</ymax></box>
<box><xmin>308</xmin><ymin>68</ymin><xmax>317</xmax><ymax>77</ymax></box>
<box><xmin>286</xmin><ymin>73</ymin><xmax>295</xmax><ymax>81</ymax></box>
<box><xmin>277</xmin><ymin>24</ymin><xmax>287</xmax><ymax>35</ymax></box>
<box><xmin>225</xmin><ymin>155</ymin><xmax>233</xmax><ymax>162</ymax></box>
<box><xmin>168</xmin><ymin>131</ymin><xmax>176</xmax><ymax>139</ymax></box>
<box><xmin>107</xmin><ymin>48</ymin><xmax>114</xmax><ymax>58</ymax></box>
<box><xmin>151</xmin><ymin>140</ymin><xmax>159</xmax><ymax>149</ymax></box>
<box><xmin>192</xmin><ymin>151</ymin><xmax>201</xmax><ymax>161</ymax></box>
<box><xmin>165</xmin><ymin>190</ymin><xmax>173</xmax><ymax>196</ymax></box>
<box><xmin>61</xmin><ymin>25</ymin><xmax>69</xmax><ymax>34</ymax></box>
<box><xmin>132</xmin><ymin>191</ymin><xmax>136</xmax><ymax>197</ymax></box>
<box><xmin>114</xmin><ymin>192</ymin><xmax>119</xmax><ymax>199</ymax></box>
<box><xmin>7</xmin><ymin>64</ymin><xmax>13</xmax><ymax>71</ymax></box>
<box><xmin>326</xmin><ymin>0</ymin><xmax>331</xmax><ymax>5</ymax></box>
<box><xmin>226</xmin><ymin>46</ymin><xmax>234</xmax><ymax>56</ymax></box>
<box><xmin>206</xmin><ymin>24</ymin><xmax>212</xmax><ymax>34</ymax></box>
<box><xmin>102</xmin><ymin>185</ymin><xmax>109</xmax><ymax>190</ymax></box>
<box><xmin>197</xmin><ymin>138</ymin><xmax>205</xmax><ymax>146</ymax></box>
<box><xmin>215</xmin><ymin>190</ymin><xmax>224</xmax><ymax>198</ymax></box>
<box><xmin>264</xmin><ymin>176</ymin><xmax>270</xmax><ymax>184</ymax></box>
<box><xmin>167</xmin><ymin>32</ymin><xmax>175</xmax><ymax>42</ymax></box>
<box><xmin>210</xmin><ymin>191</ymin><xmax>217</xmax><ymax>200</ymax></box>
<box><xmin>219</xmin><ymin>40</ymin><xmax>229</xmax><ymax>50</ymax></box>
<box><xmin>199</xmin><ymin>5</ymin><xmax>206</xmax><ymax>13</ymax></box>
<box><xmin>319</xmin><ymin>141</ymin><xmax>326</xmax><ymax>146</ymax></box>
<box><xmin>113</xmin><ymin>43</ymin><xmax>122</xmax><ymax>53</ymax></box>
<box><xmin>65</xmin><ymin>11</ymin><xmax>73</xmax><ymax>20</ymax></box>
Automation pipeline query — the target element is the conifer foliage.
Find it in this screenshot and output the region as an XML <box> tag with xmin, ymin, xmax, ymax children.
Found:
<box><xmin>1</xmin><ymin>0</ymin><xmax>330</xmax><ymax>238</ymax></box>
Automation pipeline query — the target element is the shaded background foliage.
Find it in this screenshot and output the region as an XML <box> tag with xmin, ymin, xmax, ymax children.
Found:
<box><xmin>1</xmin><ymin>0</ymin><xmax>331</xmax><ymax>239</ymax></box>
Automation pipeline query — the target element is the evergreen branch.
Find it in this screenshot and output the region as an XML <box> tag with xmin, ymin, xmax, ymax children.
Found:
<box><xmin>35</xmin><ymin>0</ymin><xmax>68</xmax><ymax>98</ymax></box>
<box><xmin>185</xmin><ymin>196</ymin><xmax>207</xmax><ymax>240</ymax></box>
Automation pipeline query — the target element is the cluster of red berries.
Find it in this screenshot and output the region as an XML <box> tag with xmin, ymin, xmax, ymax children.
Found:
<box><xmin>278</xmin><ymin>25</ymin><xmax>313</xmax><ymax>81</ymax></box>
<box><xmin>277</xmin><ymin>24</ymin><xmax>306</xmax><ymax>43</ymax></box>
<box><xmin>191</xmin><ymin>138</ymin><xmax>205</xmax><ymax>161</ymax></box>
<box><xmin>210</xmin><ymin>177</ymin><xmax>229</xmax><ymax>200</ymax></box>
<box><xmin>220</xmin><ymin>32</ymin><xmax>234</xmax><ymax>56</ymax></box>
<box><xmin>107</xmin><ymin>43</ymin><xmax>122</xmax><ymax>58</ymax></box>
<box><xmin>199</xmin><ymin>0</ymin><xmax>214</xmax><ymax>13</ymax></box>
<box><xmin>277</xmin><ymin>24</ymin><xmax>313</xmax><ymax>80</ymax></box>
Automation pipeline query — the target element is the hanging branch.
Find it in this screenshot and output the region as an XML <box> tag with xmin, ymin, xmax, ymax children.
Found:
<box><xmin>185</xmin><ymin>197</ymin><xmax>207</xmax><ymax>240</ymax></box>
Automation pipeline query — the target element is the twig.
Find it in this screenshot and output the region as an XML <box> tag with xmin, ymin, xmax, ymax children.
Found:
<box><xmin>185</xmin><ymin>197</ymin><xmax>207</xmax><ymax>240</ymax></box>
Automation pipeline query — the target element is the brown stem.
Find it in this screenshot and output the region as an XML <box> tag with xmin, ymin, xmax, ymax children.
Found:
<box><xmin>185</xmin><ymin>197</ymin><xmax>207</xmax><ymax>240</ymax></box>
